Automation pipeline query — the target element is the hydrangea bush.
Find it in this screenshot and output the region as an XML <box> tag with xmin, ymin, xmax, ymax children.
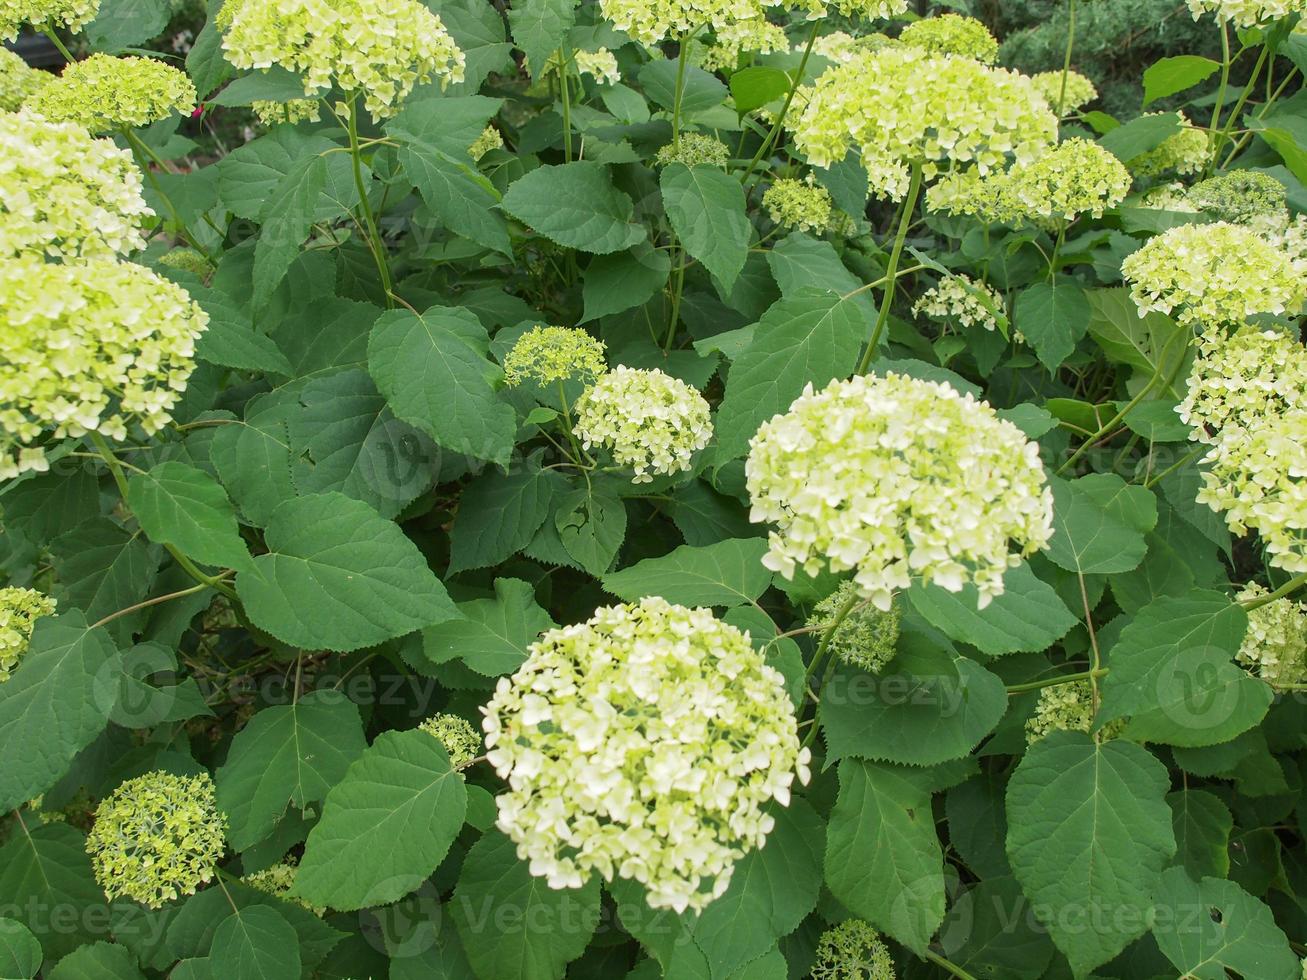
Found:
<box><xmin>1</xmin><ymin>0</ymin><xmax>1306</xmax><ymax>978</ymax></box>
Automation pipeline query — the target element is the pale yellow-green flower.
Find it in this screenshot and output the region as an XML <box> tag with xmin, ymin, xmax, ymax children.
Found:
<box><xmin>1178</xmin><ymin>325</ymin><xmax>1307</xmax><ymax>443</ymax></box>
<box><xmin>0</xmin><ymin>46</ymin><xmax>49</xmax><ymax>110</ymax></box>
<box><xmin>0</xmin><ymin>587</ymin><xmax>56</xmax><ymax>681</ymax></box>
<box><xmin>252</xmin><ymin>98</ymin><xmax>321</xmax><ymax>126</ymax></box>
<box><xmin>793</xmin><ymin>0</ymin><xmax>909</xmax><ymax>19</ymax></box>
<box><xmin>600</xmin><ymin>0</ymin><xmax>905</xmax><ymax>48</ymax></box>
<box><xmin>574</xmin><ymin>366</ymin><xmax>712</xmax><ymax>483</ymax></box>
<box><xmin>1</xmin><ymin>109</ymin><xmax>151</xmax><ymax>260</ymax></box>
<box><xmin>1186</xmin><ymin>0</ymin><xmax>1307</xmax><ymax>26</ymax></box>
<box><xmin>812</xmin><ymin>919</ymin><xmax>896</xmax><ymax>980</ymax></box>
<box><xmin>217</xmin><ymin>0</ymin><xmax>464</xmax><ymax>120</ymax></box>
<box><xmin>763</xmin><ymin>174</ymin><xmax>833</xmax><ymax>233</ymax></box>
<box><xmin>1236</xmin><ymin>583</ymin><xmax>1307</xmax><ymax>689</ymax></box>
<box><xmin>898</xmin><ymin>13</ymin><xmax>998</xmax><ymax>62</ymax></box>
<box><xmin>242</xmin><ymin>859</ymin><xmax>324</xmax><ymax>914</ymax></box>
<box><xmin>482</xmin><ymin>596</ymin><xmax>809</xmax><ymax>912</ymax></box>
<box><xmin>0</xmin><ymin>256</ymin><xmax>208</xmax><ymax>479</ymax></box>
<box><xmin>913</xmin><ymin>274</ymin><xmax>1004</xmax><ymax>331</ymax></box>
<box><xmin>1129</xmin><ymin>113</ymin><xmax>1209</xmax><ymax>178</ymax></box>
<box><xmin>693</xmin><ymin>19</ymin><xmax>788</xmax><ymax>72</ymax></box>
<box><xmin>86</xmin><ymin>771</ymin><xmax>227</xmax><ymax>908</ymax></box>
<box><xmin>790</xmin><ymin>46</ymin><xmax>1056</xmax><ymax>199</ymax></box>
<box><xmin>419</xmin><ymin>713</ymin><xmax>481</xmax><ymax>770</ymax></box>
<box><xmin>1025</xmin><ymin>680</ymin><xmax>1122</xmax><ymax>742</ymax></box>
<box><xmin>1140</xmin><ymin>181</ymin><xmax>1201</xmax><ymax>213</ymax></box>
<box><xmin>809</xmin><ymin>582</ymin><xmax>901</xmax><ymax>674</ymax></box>
<box><xmin>468</xmin><ymin>124</ymin><xmax>503</xmax><ymax>161</ymax></box>
<box><xmin>746</xmin><ymin>373</ymin><xmax>1054</xmax><ymax>610</ymax></box>
<box><xmin>1121</xmin><ymin>221</ymin><xmax>1305</xmax><ymax>326</ymax></box>
<box><xmin>31</xmin><ymin>55</ymin><xmax>196</xmax><ymax>132</ymax></box>
<box><xmin>0</xmin><ymin>0</ymin><xmax>98</xmax><ymax>41</ymax></box>
<box><xmin>1030</xmin><ymin>69</ymin><xmax>1098</xmax><ymax>112</ymax></box>
<box><xmin>536</xmin><ymin>47</ymin><xmax>621</xmax><ymax>85</ymax></box>
<box><xmin>655</xmin><ymin>132</ymin><xmax>730</xmax><ymax>169</ymax></box>
<box><xmin>1186</xmin><ymin>169</ymin><xmax>1287</xmax><ymax>225</ymax></box>
<box><xmin>502</xmin><ymin>325</ymin><xmax>607</xmax><ymax>388</ymax></box>
<box><xmin>926</xmin><ymin>166</ymin><xmax>1018</xmax><ymax>224</ymax></box>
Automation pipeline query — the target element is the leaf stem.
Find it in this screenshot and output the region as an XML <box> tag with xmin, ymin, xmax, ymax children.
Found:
<box><xmin>925</xmin><ymin>950</ymin><xmax>981</xmax><ymax>980</ymax></box>
<box><xmin>345</xmin><ymin>97</ymin><xmax>394</xmax><ymax>307</ymax></box>
<box><xmin>739</xmin><ymin>18</ymin><xmax>821</xmax><ymax>190</ymax></box>
<box><xmin>1240</xmin><ymin>573</ymin><xmax>1307</xmax><ymax>611</ymax></box>
<box><xmin>122</xmin><ymin>128</ymin><xmax>216</xmax><ymax>263</ymax></box>
<box><xmin>91</xmin><ymin>580</ymin><xmax>217</xmax><ymax>630</ymax></box>
<box><xmin>1007</xmin><ymin>667</ymin><xmax>1109</xmax><ymax>695</ymax></box>
<box><xmin>855</xmin><ymin>163</ymin><xmax>923</xmax><ymax>375</ymax></box>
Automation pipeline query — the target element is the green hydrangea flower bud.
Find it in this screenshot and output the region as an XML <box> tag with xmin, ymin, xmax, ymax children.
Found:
<box><xmin>1186</xmin><ymin>170</ymin><xmax>1288</xmax><ymax>225</ymax></box>
<box><xmin>419</xmin><ymin>712</ymin><xmax>481</xmax><ymax>770</ymax></box>
<box><xmin>502</xmin><ymin>326</ymin><xmax>607</xmax><ymax>388</ymax></box>
<box><xmin>655</xmin><ymin>133</ymin><xmax>731</xmax><ymax>170</ymax></box>
<box><xmin>812</xmin><ymin>919</ymin><xmax>896</xmax><ymax>979</ymax></box>
<box><xmin>0</xmin><ymin>587</ymin><xmax>56</xmax><ymax>681</ymax></box>
<box><xmin>810</xmin><ymin>582</ymin><xmax>901</xmax><ymax>674</ymax></box>
<box><xmin>763</xmin><ymin>176</ymin><xmax>834</xmax><ymax>234</ymax></box>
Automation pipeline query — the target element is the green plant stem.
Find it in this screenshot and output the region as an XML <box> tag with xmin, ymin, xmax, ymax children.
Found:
<box><xmin>91</xmin><ymin>581</ymin><xmax>216</xmax><ymax>630</ymax></box>
<box><xmin>560</xmin><ymin>45</ymin><xmax>575</xmax><ymax>162</ymax></box>
<box><xmin>855</xmin><ymin>163</ymin><xmax>923</xmax><ymax>375</ymax></box>
<box><xmin>925</xmin><ymin>950</ymin><xmax>981</xmax><ymax>980</ymax></box>
<box><xmin>1241</xmin><ymin>573</ymin><xmax>1307</xmax><ymax>611</ymax></box>
<box><xmin>345</xmin><ymin>98</ymin><xmax>394</xmax><ymax>307</ymax></box>
<box><xmin>1206</xmin><ymin>23</ymin><xmax>1234</xmax><ymax>174</ymax></box>
<box><xmin>1221</xmin><ymin>66</ymin><xmax>1299</xmax><ymax>167</ymax></box>
<box><xmin>1056</xmin><ymin>0</ymin><xmax>1078</xmax><ymax>119</ymax></box>
<box><xmin>556</xmin><ymin>380</ymin><xmax>589</xmax><ymax>465</ymax></box>
<box><xmin>1007</xmin><ymin>668</ymin><xmax>1109</xmax><ymax>695</ymax></box>
<box><xmin>739</xmin><ymin>18</ymin><xmax>821</xmax><ymax>190</ymax></box>
<box><xmin>1209</xmin><ymin>41</ymin><xmax>1270</xmax><ymax>170</ymax></box>
<box><xmin>1143</xmin><ymin>445</ymin><xmax>1205</xmax><ymax>488</ymax></box>
<box><xmin>798</xmin><ymin>592</ymin><xmax>861</xmax><ymax>753</ymax></box>
<box><xmin>41</xmin><ymin>26</ymin><xmax>75</xmax><ymax>63</ymax></box>
<box><xmin>122</xmin><ymin>129</ymin><xmax>217</xmax><ymax>263</ymax></box>
<box><xmin>670</xmin><ymin>36</ymin><xmax>690</xmax><ymax>152</ymax></box>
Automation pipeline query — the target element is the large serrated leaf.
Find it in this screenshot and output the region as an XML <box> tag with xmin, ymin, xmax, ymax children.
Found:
<box><xmin>127</xmin><ymin>461</ymin><xmax>253</xmax><ymax>572</ymax></box>
<box><xmin>602</xmin><ymin>538</ymin><xmax>771</xmax><ymax>607</ymax></box>
<box><xmin>661</xmin><ymin>163</ymin><xmax>750</xmax><ymax>291</ymax></box>
<box><xmin>501</xmin><ymin>162</ymin><xmax>645</xmax><ymax>254</ymax></box>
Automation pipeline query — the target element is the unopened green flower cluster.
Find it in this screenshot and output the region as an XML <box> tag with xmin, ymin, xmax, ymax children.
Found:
<box><xmin>1128</xmin><ymin>113</ymin><xmax>1209</xmax><ymax>178</ymax></box>
<box><xmin>1025</xmin><ymin>680</ymin><xmax>1117</xmax><ymax>743</ymax></box>
<box><xmin>0</xmin><ymin>46</ymin><xmax>48</xmax><ymax>110</ymax></box>
<box><xmin>810</xmin><ymin>582</ymin><xmax>901</xmax><ymax>674</ymax></box>
<box><xmin>158</xmin><ymin>248</ymin><xmax>214</xmax><ymax>280</ymax></box>
<box><xmin>898</xmin><ymin>13</ymin><xmax>998</xmax><ymax>62</ymax></box>
<box><xmin>482</xmin><ymin>596</ymin><xmax>809</xmax><ymax>912</ymax></box>
<box><xmin>1178</xmin><ymin>325</ymin><xmax>1307</xmax><ymax>443</ymax></box>
<box><xmin>419</xmin><ymin>713</ymin><xmax>481</xmax><ymax>770</ymax></box>
<box><xmin>763</xmin><ymin>175</ymin><xmax>833</xmax><ymax>233</ymax></box>
<box><xmin>811</xmin><ymin>919</ymin><xmax>896</xmax><ymax>980</ymax></box>
<box><xmin>746</xmin><ymin>373</ymin><xmax>1054</xmax><ymax>611</ymax></box>
<box><xmin>1186</xmin><ymin>0</ymin><xmax>1307</xmax><ymax>26</ymax></box>
<box><xmin>0</xmin><ymin>586</ymin><xmax>56</xmax><ymax>681</ymax></box>
<box><xmin>243</xmin><ymin>858</ymin><xmax>324</xmax><ymax>914</ymax></box>
<box><xmin>502</xmin><ymin>325</ymin><xmax>607</xmax><ymax>388</ymax></box>
<box><xmin>252</xmin><ymin>98</ymin><xmax>321</xmax><ymax>127</ymax></box>
<box><xmin>656</xmin><ymin>132</ymin><xmax>730</xmax><ymax>169</ymax></box>
<box><xmin>1186</xmin><ymin>170</ymin><xmax>1287</xmax><ymax>225</ymax></box>
<box><xmin>86</xmin><ymin>771</ymin><xmax>227</xmax><ymax>908</ymax></box>
<box><xmin>469</xmin><ymin>124</ymin><xmax>503</xmax><ymax>162</ymax></box>
<box><xmin>1236</xmin><ymin>584</ymin><xmax>1307</xmax><ymax>689</ymax></box>
<box><xmin>913</xmin><ymin>274</ymin><xmax>1004</xmax><ymax>331</ymax></box>
<box><xmin>1030</xmin><ymin>69</ymin><xmax>1098</xmax><ymax>112</ymax></box>
<box><xmin>0</xmin><ymin>0</ymin><xmax>98</xmax><ymax>40</ymax></box>
<box><xmin>574</xmin><ymin>366</ymin><xmax>712</xmax><ymax>483</ymax></box>
<box><xmin>32</xmin><ymin>54</ymin><xmax>196</xmax><ymax>132</ymax></box>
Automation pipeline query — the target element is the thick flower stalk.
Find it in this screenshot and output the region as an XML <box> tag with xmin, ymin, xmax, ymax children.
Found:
<box><xmin>0</xmin><ymin>110</ymin><xmax>151</xmax><ymax>260</ymax></box>
<box><xmin>811</xmin><ymin>919</ymin><xmax>896</xmax><ymax>979</ymax></box>
<box><xmin>574</xmin><ymin>366</ymin><xmax>712</xmax><ymax>483</ymax></box>
<box><xmin>1236</xmin><ymin>584</ymin><xmax>1307</xmax><ymax>689</ymax></box>
<box><xmin>0</xmin><ymin>587</ymin><xmax>56</xmax><ymax>681</ymax></box>
<box><xmin>217</xmin><ymin>0</ymin><xmax>465</xmax><ymax>120</ymax></box>
<box><xmin>419</xmin><ymin>713</ymin><xmax>481</xmax><ymax>771</ymax></box>
<box><xmin>763</xmin><ymin>175</ymin><xmax>833</xmax><ymax>233</ymax></box>
<box><xmin>482</xmin><ymin>596</ymin><xmax>809</xmax><ymax>912</ymax></box>
<box><xmin>0</xmin><ymin>0</ymin><xmax>98</xmax><ymax>40</ymax></box>
<box><xmin>86</xmin><ymin>771</ymin><xmax>227</xmax><ymax>908</ymax></box>
<box><xmin>0</xmin><ymin>46</ymin><xmax>49</xmax><ymax>110</ymax></box>
<box><xmin>913</xmin><ymin>274</ymin><xmax>1004</xmax><ymax>331</ymax></box>
<box><xmin>1129</xmin><ymin>113</ymin><xmax>1209</xmax><ymax>177</ymax></box>
<box><xmin>1121</xmin><ymin>222</ymin><xmax>1305</xmax><ymax>326</ymax></box>
<box><xmin>790</xmin><ymin>46</ymin><xmax>1057</xmax><ymax>199</ymax></box>
<box><xmin>1186</xmin><ymin>0</ymin><xmax>1307</xmax><ymax>25</ymax></box>
<box><xmin>0</xmin><ymin>256</ymin><xmax>208</xmax><ymax>479</ymax></box>
<box><xmin>1178</xmin><ymin>325</ymin><xmax>1307</xmax><ymax>443</ymax></box>
<box><xmin>809</xmin><ymin>582</ymin><xmax>901</xmax><ymax>674</ymax></box>
<box><xmin>1030</xmin><ymin>69</ymin><xmax>1097</xmax><ymax>112</ymax></box>
<box><xmin>31</xmin><ymin>54</ymin><xmax>196</xmax><ymax>132</ymax></box>
<box><xmin>897</xmin><ymin>13</ymin><xmax>999</xmax><ymax>62</ymax></box>
<box><xmin>746</xmin><ymin>373</ymin><xmax>1054</xmax><ymax>610</ymax></box>
<box><xmin>1186</xmin><ymin>170</ymin><xmax>1287</xmax><ymax>224</ymax></box>
<box><xmin>502</xmin><ymin>326</ymin><xmax>607</xmax><ymax>388</ymax></box>
<box><xmin>655</xmin><ymin>132</ymin><xmax>730</xmax><ymax>169</ymax></box>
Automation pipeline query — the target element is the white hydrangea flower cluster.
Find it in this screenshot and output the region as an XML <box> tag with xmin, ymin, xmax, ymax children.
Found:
<box><xmin>537</xmin><ymin>47</ymin><xmax>621</xmax><ymax>85</ymax></box>
<box><xmin>600</xmin><ymin>0</ymin><xmax>906</xmax><ymax>47</ymax></box>
<box><xmin>482</xmin><ymin>596</ymin><xmax>809</xmax><ymax>912</ymax></box>
<box><xmin>469</xmin><ymin>124</ymin><xmax>503</xmax><ymax>162</ymax></box>
<box><xmin>574</xmin><ymin>366</ymin><xmax>712</xmax><ymax>483</ymax></box>
<box><xmin>1178</xmin><ymin>325</ymin><xmax>1307</xmax><ymax>443</ymax></box>
<box><xmin>1235</xmin><ymin>584</ymin><xmax>1307</xmax><ymax>689</ymax></box>
<box><xmin>746</xmin><ymin>373</ymin><xmax>1054</xmax><ymax>610</ymax></box>
<box><xmin>0</xmin><ymin>255</ymin><xmax>208</xmax><ymax>479</ymax></box>
<box><xmin>1121</xmin><ymin>222</ymin><xmax>1305</xmax><ymax>326</ymax></box>
<box><xmin>792</xmin><ymin>0</ymin><xmax>909</xmax><ymax>18</ymax></box>
<box><xmin>0</xmin><ymin>46</ymin><xmax>49</xmax><ymax>111</ymax></box>
<box><xmin>0</xmin><ymin>586</ymin><xmax>56</xmax><ymax>681</ymax></box>
<box><xmin>1</xmin><ymin>110</ymin><xmax>151</xmax><ymax>260</ymax></box>
<box><xmin>31</xmin><ymin>54</ymin><xmax>196</xmax><ymax>133</ymax></box>
<box><xmin>763</xmin><ymin>175</ymin><xmax>833</xmax><ymax>233</ymax></box>
<box><xmin>913</xmin><ymin>274</ymin><xmax>1004</xmax><ymax>331</ymax></box>
<box><xmin>0</xmin><ymin>0</ymin><xmax>99</xmax><ymax>40</ymax></box>
<box><xmin>790</xmin><ymin>46</ymin><xmax>1057</xmax><ymax>199</ymax></box>
<box><xmin>1129</xmin><ymin>113</ymin><xmax>1209</xmax><ymax>178</ymax></box>
<box><xmin>897</xmin><ymin>13</ymin><xmax>998</xmax><ymax>63</ymax></box>
<box><xmin>217</xmin><ymin>0</ymin><xmax>465</xmax><ymax>120</ymax></box>
<box><xmin>1186</xmin><ymin>0</ymin><xmax>1307</xmax><ymax>26</ymax></box>
<box><xmin>1030</xmin><ymin>69</ymin><xmax>1098</xmax><ymax>112</ymax></box>
<box><xmin>1141</xmin><ymin>182</ymin><xmax>1201</xmax><ymax>213</ymax></box>
<box><xmin>694</xmin><ymin>19</ymin><xmax>789</xmax><ymax>72</ymax></box>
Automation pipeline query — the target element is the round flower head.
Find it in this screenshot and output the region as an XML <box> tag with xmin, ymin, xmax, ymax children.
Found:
<box><xmin>1000</xmin><ymin>138</ymin><xmax>1132</xmax><ymax>225</ymax></box>
<box><xmin>468</xmin><ymin>124</ymin><xmax>503</xmax><ymax>162</ymax></box>
<box><xmin>790</xmin><ymin>46</ymin><xmax>1057</xmax><ymax>199</ymax></box>
<box><xmin>809</xmin><ymin>581</ymin><xmax>901</xmax><ymax>674</ymax></box>
<box><xmin>1</xmin><ymin>110</ymin><xmax>151</xmax><ymax>260</ymax></box>
<box><xmin>0</xmin><ymin>46</ymin><xmax>49</xmax><ymax>111</ymax></box>
<box><xmin>601</xmin><ymin>0</ymin><xmax>906</xmax><ymax>47</ymax></box>
<box><xmin>482</xmin><ymin>596</ymin><xmax>809</xmax><ymax>912</ymax></box>
<box><xmin>419</xmin><ymin>713</ymin><xmax>481</xmax><ymax>770</ymax></box>
<box><xmin>574</xmin><ymin>366</ymin><xmax>712</xmax><ymax>483</ymax></box>
<box><xmin>1236</xmin><ymin>583</ymin><xmax>1307</xmax><ymax>689</ymax></box>
<box><xmin>812</xmin><ymin>919</ymin><xmax>895</xmax><ymax>980</ymax></box>
<box><xmin>31</xmin><ymin>55</ymin><xmax>196</xmax><ymax>132</ymax></box>
<box><xmin>0</xmin><ymin>256</ymin><xmax>208</xmax><ymax>479</ymax></box>
<box><xmin>86</xmin><ymin>771</ymin><xmax>227</xmax><ymax>908</ymax></box>
<box><xmin>1186</xmin><ymin>170</ymin><xmax>1287</xmax><ymax>225</ymax></box>
<box><xmin>252</xmin><ymin>98</ymin><xmax>321</xmax><ymax>126</ymax></box>
<box><xmin>898</xmin><ymin>13</ymin><xmax>998</xmax><ymax>63</ymax></box>
<box><xmin>656</xmin><ymin>132</ymin><xmax>730</xmax><ymax>169</ymax></box>
<box><xmin>793</xmin><ymin>0</ymin><xmax>909</xmax><ymax>18</ymax></box>
<box><xmin>1121</xmin><ymin>222</ymin><xmax>1305</xmax><ymax>326</ymax></box>
<box><xmin>1129</xmin><ymin>113</ymin><xmax>1209</xmax><ymax>178</ymax></box>
<box><xmin>1186</xmin><ymin>0</ymin><xmax>1307</xmax><ymax>26</ymax></box>
<box><xmin>1178</xmin><ymin>325</ymin><xmax>1307</xmax><ymax>443</ymax></box>
<box><xmin>913</xmin><ymin>274</ymin><xmax>1004</xmax><ymax>331</ymax></box>
<box><xmin>1025</xmin><ymin>679</ymin><xmax>1122</xmax><ymax>742</ymax></box>
<box><xmin>1030</xmin><ymin>69</ymin><xmax>1098</xmax><ymax>113</ymax></box>
<box><xmin>0</xmin><ymin>587</ymin><xmax>56</xmax><ymax>681</ymax></box>
<box><xmin>692</xmin><ymin>20</ymin><xmax>788</xmax><ymax>73</ymax></box>
<box><xmin>763</xmin><ymin>175</ymin><xmax>833</xmax><ymax>233</ymax></box>
<box><xmin>217</xmin><ymin>0</ymin><xmax>465</xmax><ymax>120</ymax></box>
<box><xmin>746</xmin><ymin>373</ymin><xmax>1054</xmax><ymax>610</ymax></box>
<box><xmin>0</xmin><ymin>0</ymin><xmax>98</xmax><ymax>40</ymax></box>
<box><xmin>242</xmin><ymin>859</ymin><xmax>323</xmax><ymax>914</ymax></box>
<box><xmin>1142</xmin><ymin>181</ymin><xmax>1201</xmax><ymax>214</ymax></box>
<box><xmin>502</xmin><ymin>326</ymin><xmax>607</xmax><ymax>388</ymax></box>
<box><xmin>926</xmin><ymin>166</ymin><xmax>1019</xmax><ymax>224</ymax></box>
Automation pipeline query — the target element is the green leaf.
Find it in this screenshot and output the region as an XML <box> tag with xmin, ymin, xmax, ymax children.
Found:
<box><xmin>640</xmin><ymin>60</ymin><xmax>726</xmax><ymax>117</ymax></box>
<box><xmin>729</xmin><ymin>66</ymin><xmax>793</xmax><ymax>112</ymax></box>
<box><xmin>368</xmin><ymin>305</ymin><xmax>516</xmax><ymax>466</ymax></box>
<box><xmin>193</xmin><ymin>288</ymin><xmax>294</xmax><ymax>376</ymax></box>
<box><xmin>907</xmin><ymin>563</ymin><xmax>1079</xmax><ymax>657</ymax></box>
<box><xmin>602</xmin><ymin>538</ymin><xmax>772</xmax><ymax>607</ymax></box>
<box><xmin>48</xmin><ymin>942</ymin><xmax>145</xmax><ymax>980</ymax></box>
<box><xmin>0</xmin><ymin>613</ymin><xmax>120</xmax><ymax>813</ymax></box>
<box><xmin>209</xmin><ymin>905</ymin><xmax>302</xmax><ymax>980</ymax></box>
<box><xmin>1168</xmin><ymin>789</ymin><xmax>1232</xmax><ymax>879</ymax></box>
<box><xmin>438</xmin><ymin>0</ymin><xmax>515</xmax><ymax>90</ymax></box>
<box><xmin>661</xmin><ymin>163</ymin><xmax>750</xmax><ymax>290</ymax></box>
<box><xmin>508</xmin><ymin>0</ymin><xmax>576</xmax><ymax>74</ymax></box>
<box><xmin>714</xmin><ymin>288</ymin><xmax>866</xmax><ymax>461</ymax></box>
<box><xmin>825</xmin><ymin>760</ymin><xmax>946</xmax><ymax>955</ymax></box>
<box><xmin>84</xmin><ymin>0</ymin><xmax>168</xmax><ymax>50</ymax></box>
<box><xmin>1045</xmin><ymin>474</ymin><xmax>1157</xmax><ymax>575</ymax></box>
<box><xmin>451</xmin><ymin>830</ymin><xmax>601</xmax><ymax>980</ymax></box>
<box><xmin>1084</xmin><ymin>288</ymin><xmax>1188</xmax><ymax>396</ymax></box>
<box><xmin>236</xmin><ymin>493</ymin><xmax>455</xmax><ymax>652</ymax></box>
<box><xmin>1013</xmin><ymin>282</ymin><xmax>1092</xmax><ymax>371</ymax></box>
<box><xmin>666</xmin><ymin>480</ymin><xmax>755</xmax><ymax>546</ymax></box>
<box><xmin>448</xmin><ymin>464</ymin><xmax>560</xmax><ymax>573</ymax></box>
<box><xmin>254</xmin><ymin>155</ymin><xmax>328</xmax><ymax>309</ymax></box>
<box><xmin>215</xmin><ymin>690</ymin><xmax>367</xmax><ymax>851</ymax></box>
<box><xmin>127</xmin><ymin>462</ymin><xmax>253</xmax><ymax>572</ymax></box>
<box><xmin>1151</xmin><ymin>870</ymin><xmax>1299</xmax><ymax>980</ymax></box>
<box><xmin>216</xmin><ymin>130</ymin><xmax>350</xmax><ymax>224</ymax></box>
<box><xmin>1005</xmin><ymin>732</ymin><xmax>1176</xmax><ymax>976</ymax></box>
<box><xmin>211</xmin><ymin>392</ymin><xmax>303</xmax><ymax>527</ymax></box>
<box><xmin>186</xmin><ymin>8</ymin><xmax>234</xmax><ymax>98</ymax></box>
<box><xmin>581</xmin><ymin>242</ymin><xmax>671</xmax><ymax>322</ymax></box>
<box><xmin>501</xmin><ymin>162</ymin><xmax>645</xmax><ymax>254</ymax></box>
<box><xmin>0</xmin><ymin>918</ymin><xmax>42</xmax><ymax>979</ymax></box>
<box><xmin>1142</xmin><ymin>55</ymin><xmax>1221</xmax><ymax>106</ymax></box>
<box><xmin>0</xmin><ymin>823</ymin><xmax>104</xmax><ymax>960</ymax></box>
<box><xmin>49</xmin><ymin>519</ymin><xmax>159</xmax><ymax>644</ymax></box>
<box><xmin>1100</xmin><ymin>111</ymin><xmax>1182</xmax><ymax>162</ymax></box>
<box><xmin>208</xmin><ymin>67</ymin><xmax>310</xmax><ymax>107</ymax></box>
<box><xmin>111</xmin><ymin>642</ymin><xmax>213</xmax><ymax>728</ymax></box>
<box><xmin>1100</xmin><ymin>590</ymin><xmax>1270</xmax><ymax>747</ymax></box>
<box><xmin>423</xmin><ymin>578</ymin><xmax>558</xmax><ymax>676</ymax></box>
<box><xmin>555</xmin><ymin>488</ymin><xmax>627</xmax><ymax>576</ymax></box>
<box><xmin>944</xmin><ymin>876</ymin><xmax>1056</xmax><ymax>980</ymax></box>
<box><xmin>293</xmin><ymin>730</ymin><xmax>468</xmax><ymax>910</ymax></box>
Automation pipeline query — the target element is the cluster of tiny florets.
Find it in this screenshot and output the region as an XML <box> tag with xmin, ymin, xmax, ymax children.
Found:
<box><xmin>912</xmin><ymin>274</ymin><xmax>1004</xmax><ymax>331</ymax></box>
<box><xmin>763</xmin><ymin>175</ymin><xmax>833</xmax><ymax>233</ymax></box>
<box><xmin>86</xmin><ymin>771</ymin><xmax>227</xmax><ymax>908</ymax></box>
<box><xmin>217</xmin><ymin>0</ymin><xmax>465</xmax><ymax>120</ymax></box>
<box><xmin>242</xmin><ymin>859</ymin><xmax>324</xmax><ymax>914</ymax></box>
<box><xmin>792</xmin><ymin>0</ymin><xmax>910</xmax><ymax>19</ymax></box>
<box><xmin>656</xmin><ymin>132</ymin><xmax>730</xmax><ymax>169</ymax></box>
<box><xmin>1235</xmin><ymin>584</ymin><xmax>1307</xmax><ymax>689</ymax></box>
<box><xmin>1030</xmin><ymin>69</ymin><xmax>1098</xmax><ymax>112</ymax></box>
<box><xmin>574</xmin><ymin>366</ymin><xmax>712</xmax><ymax>483</ymax></box>
<box><xmin>1025</xmin><ymin>680</ymin><xmax>1119</xmax><ymax>742</ymax></box>
<box><xmin>1186</xmin><ymin>170</ymin><xmax>1287</xmax><ymax>224</ymax></box>
<box><xmin>1121</xmin><ymin>222</ymin><xmax>1305</xmax><ymax>326</ymax></box>
<box><xmin>600</xmin><ymin>0</ymin><xmax>905</xmax><ymax>47</ymax></box>
<box><xmin>252</xmin><ymin>98</ymin><xmax>321</xmax><ymax>127</ymax></box>
<box><xmin>1186</xmin><ymin>0</ymin><xmax>1307</xmax><ymax>26</ymax></box>
<box><xmin>469</xmin><ymin>124</ymin><xmax>503</xmax><ymax>161</ymax></box>
<box><xmin>539</xmin><ymin>48</ymin><xmax>620</xmax><ymax>85</ymax></box>
<box><xmin>898</xmin><ymin>13</ymin><xmax>998</xmax><ymax>62</ymax></box>
<box><xmin>0</xmin><ymin>587</ymin><xmax>56</xmax><ymax>681</ymax></box>
<box><xmin>692</xmin><ymin>20</ymin><xmax>788</xmax><ymax>72</ymax></box>
<box><xmin>31</xmin><ymin>55</ymin><xmax>196</xmax><ymax>132</ymax></box>
<box><xmin>746</xmin><ymin>373</ymin><xmax>1054</xmax><ymax>611</ymax></box>
<box><xmin>482</xmin><ymin>596</ymin><xmax>810</xmax><ymax>912</ymax></box>
<box><xmin>419</xmin><ymin>713</ymin><xmax>481</xmax><ymax>771</ymax></box>
<box><xmin>790</xmin><ymin>46</ymin><xmax>1056</xmax><ymax>199</ymax></box>
<box><xmin>1178</xmin><ymin>325</ymin><xmax>1307</xmax><ymax>443</ymax></box>
<box><xmin>811</xmin><ymin>919</ymin><xmax>896</xmax><ymax>980</ymax></box>
<box><xmin>158</xmin><ymin>248</ymin><xmax>214</xmax><ymax>280</ymax></box>
<box><xmin>809</xmin><ymin>582</ymin><xmax>901</xmax><ymax>674</ymax></box>
<box><xmin>0</xmin><ymin>255</ymin><xmax>208</xmax><ymax>479</ymax></box>
<box><xmin>1</xmin><ymin>110</ymin><xmax>151</xmax><ymax>260</ymax></box>
<box><xmin>1128</xmin><ymin>113</ymin><xmax>1209</xmax><ymax>178</ymax></box>
<box><xmin>0</xmin><ymin>0</ymin><xmax>99</xmax><ymax>40</ymax></box>
<box><xmin>0</xmin><ymin>46</ymin><xmax>48</xmax><ymax>110</ymax></box>
<box><xmin>502</xmin><ymin>326</ymin><xmax>607</xmax><ymax>388</ymax></box>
